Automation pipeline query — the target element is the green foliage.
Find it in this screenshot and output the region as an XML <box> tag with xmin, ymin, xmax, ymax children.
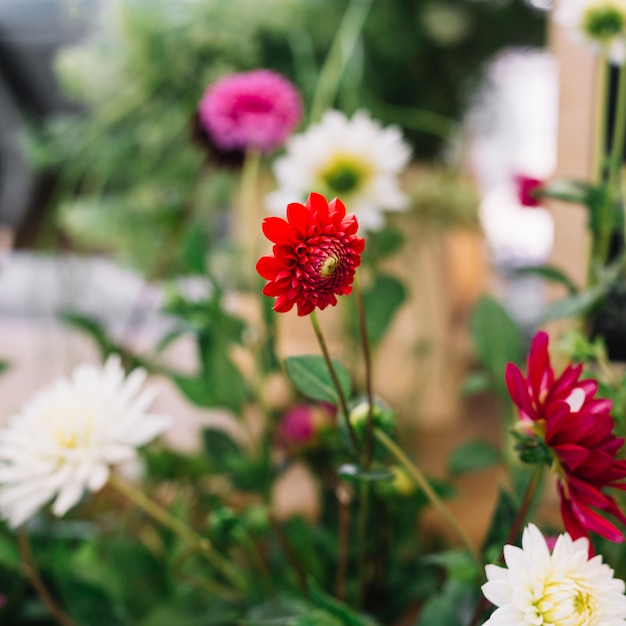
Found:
<box><xmin>469</xmin><ymin>295</ymin><xmax>525</xmax><ymax>396</ymax></box>
<box><xmin>447</xmin><ymin>440</ymin><xmax>501</xmax><ymax>476</ymax></box>
<box><xmin>284</xmin><ymin>355</ymin><xmax>352</xmax><ymax>404</ymax></box>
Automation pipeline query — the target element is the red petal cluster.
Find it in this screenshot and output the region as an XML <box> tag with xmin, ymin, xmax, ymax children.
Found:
<box><xmin>506</xmin><ymin>331</ymin><xmax>626</xmax><ymax>544</ymax></box>
<box><xmin>514</xmin><ymin>174</ymin><xmax>544</xmax><ymax>208</ymax></box>
<box><xmin>256</xmin><ymin>193</ymin><xmax>365</xmax><ymax>316</ymax></box>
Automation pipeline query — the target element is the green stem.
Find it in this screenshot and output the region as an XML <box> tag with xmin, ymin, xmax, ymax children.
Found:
<box><xmin>468</xmin><ymin>465</ymin><xmax>543</xmax><ymax>626</ymax></box>
<box><xmin>233</xmin><ymin>527</ymin><xmax>274</xmax><ymax>595</ymax></box>
<box><xmin>239</xmin><ymin>148</ymin><xmax>263</xmax><ymax>287</ymax></box>
<box><xmin>310</xmin><ymin>310</ymin><xmax>360</xmax><ymax>454</ymax></box>
<box><xmin>592</xmin><ymin>58</ymin><xmax>609</xmax><ymax>184</ymax></box>
<box><xmin>373</xmin><ymin>428</ymin><xmax>481</xmax><ymax>568</ymax></box>
<box><xmin>18</xmin><ymin>529</ymin><xmax>79</xmax><ymax>626</ymax></box>
<box><xmin>109</xmin><ymin>474</ymin><xmax>247</xmax><ymax>593</ymax></box>
<box><xmin>354</xmin><ymin>275</ymin><xmax>375</xmax><ymax>467</ymax></box>
<box><xmin>334</xmin><ymin>485</ymin><xmax>351</xmax><ymax>601</ymax></box>
<box><xmin>309</xmin><ymin>0</ymin><xmax>374</xmax><ymax>123</ymax></box>
<box><xmin>355</xmin><ymin>481</ymin><xmax>369</xmax><ymax>609</ymax></box>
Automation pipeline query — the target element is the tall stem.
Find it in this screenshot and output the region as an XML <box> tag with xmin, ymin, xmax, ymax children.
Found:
<box><xmin>109</xmin><ymin>474</ymin><xmax>247</xmax><ymax>593</ymax></box>
<box><xmin>239</xmin><ymin>148</ymin><xmax>262</xmax><ymax>287</ymax></box>
<box><xmin>310</xmin><ymin>310</ymin><xmax>360</xmax><ymax>454</ymax></box>
<box><xmin>355</xmin><ymin>481</ymin><xmax>370</xmax><ymax>609</ymax></box>
<box><xmin>592</xmin><ymin>58</ymin><xmax>609</xmax><ymax>184</ymax></box>
<box><xmin>354</xmin><ymin>276</ymin><xmax>375</xmax><ymax>466</ymax></box>
<box><xmin>17</xmin><ymin>529</ymin><xmax>79</xmax><ymax>626</ymax></box>
<box><xmin>374</xmin><ymin>428</ymin><xmax>481</xmax><ymax>568</ymax></box>
<box><xmin>309</xmin><ymin>0</ymin><xmax>374</xmax><ymax>123</ymax></box>
<box><xmin>468</xmin><ymin>465</ymin><xmax>544</xmax><ymax>626</ymax></box>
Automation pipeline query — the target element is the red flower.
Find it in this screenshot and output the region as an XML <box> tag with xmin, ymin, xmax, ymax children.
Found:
<box><xmin>514</xmin><ymin>174</ymin><xmax>544</xmax><ymax>208</ymax></box>
<box><xmin>256</xmin><ymin>193</ymin><xmax>365</xmax><ymax>316</ymax></box>
<box><xmin>506</xmin><ymin>331</ymin><xmax>626</xmax><ymax>544</ymax></box>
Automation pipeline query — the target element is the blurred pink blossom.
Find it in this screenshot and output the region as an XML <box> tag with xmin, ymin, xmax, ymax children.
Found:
<box><xmin>278</xmin><ymin>403</ymin><xmax>335</xmax><ymax>449</ymax></box>
<box><xmin>198</xmin><ymin>69</ymin><xmax>302</xmax><ymax>154</ymax></box>
<box><xmin>515</xmin><ymin>174</ymin><xmax>544</xmax><ymax>207</ymax></box>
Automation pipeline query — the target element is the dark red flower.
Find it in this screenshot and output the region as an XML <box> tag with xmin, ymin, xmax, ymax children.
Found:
<box><xmin>515</xmin><ymin>174</ymin><xmax>544</xmax><ymax>208</ymax></box>
<box><xmin>256</xmin><ymin>193</ymin><xmax>365</xmax><ymax>316</ymax></box>
<box><xmin>506</xmin><ymin>331</ymin><xmax>626</xmax><ymax>544</ymax></box>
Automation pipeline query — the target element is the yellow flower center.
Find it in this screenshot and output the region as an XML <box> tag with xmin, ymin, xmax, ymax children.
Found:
<box><xmin>317</xmin><ymin>154</ymin><xmax>372</xmax><ymax>195</ymax></box>
<box><xmin>320</xmin><ymin>254</ymin><xmax>339</xmax><ymax>277</ymax></box>
<box><xmin>531</xmin><ymin>579</ymin><xmax>596</xmax><ymax>626</ymax></box>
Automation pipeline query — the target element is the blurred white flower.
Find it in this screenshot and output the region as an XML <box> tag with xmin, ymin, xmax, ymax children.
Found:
<box><xmin>265</xmin><ymin>110</ymin><xmax>412</xmax><ymax>231</ymax></box>
<box><xmin>482</xmin><ymin>523</ymin><xmax>626</xmax><ymax>625</ymax></box>
<box><xmin>0</xmin><ymin>355</ymin><xmax>171</xmax><ymax>527</ymax></box>
<box><xmin>556</xmin><ymin>0</ymin><xmax>626</xmax><ymax>64</ymax></box>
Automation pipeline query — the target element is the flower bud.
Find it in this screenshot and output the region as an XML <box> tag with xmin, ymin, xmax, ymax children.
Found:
<box><xmin>348</xmin><ymin>396</ymin><xmax>395</xmax><ymax>436</ymax></box>
<box><xmin>277</xmin><ymin>403</ymin><xmax>335</xmax><ymax>451</ymax></box>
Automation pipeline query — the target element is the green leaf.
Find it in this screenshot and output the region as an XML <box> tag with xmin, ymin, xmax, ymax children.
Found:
<box><xmin>448</xmin><ymin>440</ymin><xmax>501</xmax><ymax>475</ymax></box>
<box><xmin>421</xmin><ymin>549</ymin><xmax>479</xmax><ymax>583</ymax></box>
<box><xmin>202</xmin><ymin>428</ymin><xmax>241</xmax><ymax>469</ymax></box>
<box><xmin>459</xmin><ymin>371</ymin><xmax>492</xmax><ymax>395</ymax></box>
<box><xmin>469</xmin><ymin>296</ymin><xmax>524</xmax><ymax>393</ymax></box>
<box><xmin>308</xmin><ymin>578</ymin><xmax>379</xmax><ymax>625</ymax></box>
<box><xmin>542</xmin><ymin>286</ymin><xmax>606</xmax><ymax>322</ymax></box>
<box><xmin>172</xmin><ymin>375</ymin><xmax>214</xmax><ymax>407</ymax></box>
<box><xmin>284</xmin><ymin>355</ymin><xmax>351</xmax><ymax>405</ymax></box>
<box><xmin>0</xmin><ymin>360</ymin><xmax>9</xmax><ymax>375</ymax></box>
<box><xmin>415</xmin><ymin>579</ymin><xmax>467</xmax><ymax>626</ymax></box>
<box><xmin>337</xmin><ymin>463</ymin><xmax>395</xmax><ymax>483</ymax></box>
<box><xmin>537</xmin><ymin>179</ymin><xmax>590</xmax><ymax>205</ymax></box>
<box><xmin>359</xmin><ymin>274</ymin><xmax>407</xmax><ymax>346</ymax></box>
<box><xmin>481</xmin><ymin>488</ymin><xmax>518</xmax><ymax>558</ymax></box>
<box><xmin>182</xmin><ymin>224</ymin><xmax>208</xmax><ymax>274</ymax></box>
<box><xmin>514</xmin><ymin>264</ymin><xmax>578</xmax><ymax>295</ymax></box>
<box><xmin>0</xmin><ymin>532</ymin><xmax>21</xmax><ymax>570</ymax></box>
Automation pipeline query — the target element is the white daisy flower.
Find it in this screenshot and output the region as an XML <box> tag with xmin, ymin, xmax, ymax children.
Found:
<box><xmin>482</xmin><ymin>523</ymin><xmax>626</xmax><ymax>625</ymax></box>
<box><xmin>265</xmin><ymin>109</ymin><xmax>412</xmax><ymax>231</ymax></box>
<box><xmin>0</xmin><ymin>355</ymin><xmax>171</xmax><ymax>527</ymax></box>
<box><xmin>556</xmin><ymin>0</ymin><xmax>626</xmax><ymax>65</ymax></box>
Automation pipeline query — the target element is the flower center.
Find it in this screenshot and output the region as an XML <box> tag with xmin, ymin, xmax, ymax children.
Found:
<box><xmin>583</xmin><ymin>3</ymin><xmax>625</xmax><ymax>41</ymax></box>
<box><xmin>532</xmin><ymin>580</ymin><xmax>596</xmax><ymax>626</ymax></box>
<box><xmin>318</xmin><ymin>154</ymin><xmax>371</xmax><ymax>194</ymax></box>
<box><xmin>320</xmin><ymin>254</ymin><xmax>340</xmax><ymax>277</ymax></box>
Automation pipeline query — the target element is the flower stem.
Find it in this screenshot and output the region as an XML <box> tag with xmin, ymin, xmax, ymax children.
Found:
<box><xmin>334</xmin><ymin>484</ymin><xmax>352</xmax><ymax>601</ymax></box>
<box><xmin>109</xmin><ymin>474</ymin><xmax>247</xmax><ymax>593</ymax></box>
<box><xmin>468</xmin><ymin>465</ymin><xmax>543</xmax><ymax>626</ymax></box>
<box><xmin>355</xmin><ymin>481</ymin><xmax>369</xmax><ymax>610</ymax></box>
<box><xmin>17</xmin><ymin>528</ymin><xmax>79</xmax><ymax>626</ymax></box>
<box><xmin>373</xmin><ymin>428</ymin><xmax>481</xmax><ymax>568</ymax></box>
<box><xmin>239</xmin><ymin>147</ymin><xmax>262</xmax><ymax>287</ymax></box>
<box><xmin>310</xmin><ymin>310</ymin><xmax>360</xmax><ymax>454</ymax></box>
<box><xmin>592</xmin><ymin>58</ymin><xmax>609</xmax><ymax>184</ymax></box>
<box><xmin>309</xmin><ymin>0</ymin><xmax>374</xmax><ymax>123</ymax></box>
<box><xmin>354</xmin><ymin>275</ymin><xmax>375</xmax><ymax>467</ymax></box>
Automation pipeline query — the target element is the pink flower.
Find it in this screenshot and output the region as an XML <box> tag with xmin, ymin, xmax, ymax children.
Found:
<box><xmin>278</xmin><ymin>404</ymin><xmax>335</xmax><ymax>449</ymax></box>
<box><xmin>506</xmin><ymin>331</ymin><xmax>626</xmax><ymax>545</ymax></box>
<box><xmin>514</xmin><ymin>174</ymin><xmax>544</xmax><ymax>207</ymax></box>
<box><xmin>198</xmin><ymin>69</ymin><xmax>302</xmax><ymax>154</ymax></box>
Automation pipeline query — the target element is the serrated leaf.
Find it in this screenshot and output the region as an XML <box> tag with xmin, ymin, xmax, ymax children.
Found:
<box><xmin>284</xmin><ymin>356</ymin><xmax>351</xmax><ymax>405</ymax></box>
<box><xmin>448</xmin><ymin>440</ymin><xmax>501</xmax><ymax>475</ymax></box>
<box><xmin>337</xmin><ymin>463</ymin><xmax>395</xmax><ymax>483</ymax></box>
<box><xmin>515</xmin><ymin>264</ymin><xmax>578</xmax><ymax>295</ymax></box>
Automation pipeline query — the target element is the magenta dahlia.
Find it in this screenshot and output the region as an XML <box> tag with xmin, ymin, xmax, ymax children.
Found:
<box><xmin>514</xmin><ymin>174</ymin><xmax>544</xmax><ymax>208</ymax></box>
<box><xmin>197</xmin><ymin>69</ymin><xmax>302</xmax><ymax>154</ymax></box>
<box><xmin>507</xmin><ymin>331</ymin><xmax>626</xmax><ymax>544</ymax></box>
<box><xmin>256</xmin><ymin>193</ymin><xmax>365</xmax><ymax>316</ymax></box>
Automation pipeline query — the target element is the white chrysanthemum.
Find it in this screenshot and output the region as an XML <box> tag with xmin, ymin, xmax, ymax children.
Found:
<box><xmin>265</xmin><ymin>109</ymin><xmax>412</xmax><ymax>231</ymax></box>
<box><xmin>482</xmin><ymin>523</ymin><xmax>626</xmax><ymax>625</ymax></box>
<box><xmin>0</xmin><ymin>355</ymin><xmax>171</xmax><ymax>527</ymax></box>
<box><xmin>556</xmin><ymin>0</ymin><xmax>626</xmax><ymax>65</ymax></box>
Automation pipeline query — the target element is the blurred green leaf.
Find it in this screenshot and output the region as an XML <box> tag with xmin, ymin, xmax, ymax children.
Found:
<box><xmin>421</xmin><ymin>549</ymin><xmax>478</xmax><ymax>583</ymax></box>
<box><xmin>284</xmin><ymin>356</ymin><xmax>351</xmax><ymax>405</ymax></box>
<box><xmin>62</xmin><ymin>312</ymin><xmax>114</xmax><ymax>358</ymax></box>
<box><xmin>448</xmin><ymin>440</ymin><xmax>501</xmax><ymax>475</ymax></box>
<box><xmin>173</xmin><ymin>375</ymin><xmax>214</xmax><ymax>407</ymax></box>
<box><xmin>415</xmin><ymin>579</ymin><xmax>468</xmax><ymax>626</ymax></box>
<box><xmin>309</xmin><ymin>578</ymin><xmax>379</xmax><ymax>625</ymax></box>
<box><xmin>514</xmin><ymin>264</ymin><xmax>578</xmax><ymax>295</ymax></box>
<box><xmin>459</xmin><ymin>371</ymin><xmax>492</xmax><ymax>395</ymax></box>
<box><xmin>469</xmin><ymin>295</ymin><xmax>524</xmax><ymax>393</ymax></box>
<box><xmin>359</xmin><ymin>274</ymin><xmax>407</xmax><ymax>346</ymax></box>
<box><xmin>182</xmin><ymin>225</ymin><xmax>208</xmax><ymax>274</ymax></box>
<box><xmin>481</xmin><ymin>488</ymin><xmax>518</xmax><ymax>559</ymax></box>
<box><xmin>0</xmin><ymin>532</ymin><xmax>20</xmax><ymax>570</ymax></box>
<box><xmin>542</xmin><ymin>285</ymin><xmax>607</xmax><ymax>322</ymax></box>
<box><xmin>202</xmin><ymin>428</ymin><xmax>241</xmax><ymax>470</ymax></box>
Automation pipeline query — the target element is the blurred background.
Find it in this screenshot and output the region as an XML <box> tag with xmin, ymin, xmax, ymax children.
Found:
<box><xmin>0</xmin><ymin>0</ymin><xmax>575</xmax><ymax>540</ymax></box>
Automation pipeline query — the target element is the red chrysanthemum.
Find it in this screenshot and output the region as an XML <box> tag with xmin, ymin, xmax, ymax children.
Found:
<box><xmin>506</xmin><ymin>331</ymin><xmax>626</xmax><ymax>544</ymax></box>
<box><xmin>256</xmin><ymin>193</ymin><xmax>365</xmax><ymax>316</ymax></box>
